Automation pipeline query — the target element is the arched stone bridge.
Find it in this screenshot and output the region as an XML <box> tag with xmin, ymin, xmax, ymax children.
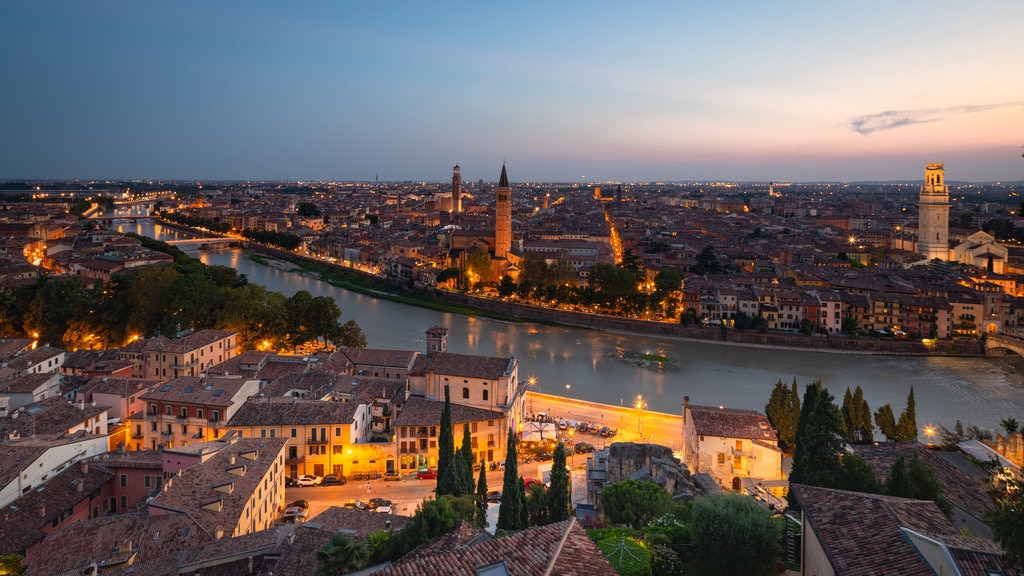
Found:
<box><xmin>984</xmin><ymin>333</ymin><xmax>1024</xmax><ymax>356</ymax></box>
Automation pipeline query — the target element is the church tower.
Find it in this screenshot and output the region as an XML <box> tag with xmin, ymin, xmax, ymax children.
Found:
<box><xmin>917</xmin><ymin>163</ymin><xmax>950</xmax><ymax>261</ymax></box>
<box><xmin>494</xmin><ymin>163</ymin><xmax>512</xmax><ymax>259</ymax></box>
<box><xmin>452</xmin><ymin>164</ymin><xmax>462</xmax><ymax>214</ymax></box>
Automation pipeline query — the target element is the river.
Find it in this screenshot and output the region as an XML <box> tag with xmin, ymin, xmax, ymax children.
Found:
<box><xmin>107</xmin><ymin>209</ymin><xmax>1024</xmax><ymax>434</ymax></box>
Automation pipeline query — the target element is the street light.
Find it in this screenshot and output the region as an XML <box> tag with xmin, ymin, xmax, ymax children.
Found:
<box><xmin>565</xmin><ymin>383</ymin><xmax>571</xmax><ymax>398</ymax></box>
<box><xmin>528</xmin><ymin>377</ymin><xmax>537</xmax><ymax>417</ymax></box>
<box><xmin>636</xmin><ymin>395</ymin><xmax>646</xmax><ymax>440</ymax></box>
<box><xmin>924</xmin><ymin>426</ymin><xmax>935</xmax><ymax>447</ymax></box>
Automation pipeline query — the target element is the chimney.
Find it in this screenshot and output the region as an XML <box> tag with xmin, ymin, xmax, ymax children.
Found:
<box><xmin>38</xmin><ymin>503</ymin><xmax>45</xmax><ymax>517</ymax></box>
<box><xmin>229</xmin><ymin>455</ymin><xmax>236</xmax><ymax>465</ymax></box>
<box><xmin>80</xmin><ymin>460</ymin><xmax>89</xmax><ymax>474</ymax></box>
<box><xmin>77</xmin><ymin>479</ymin><xmax>84</xmax><ymax>492</ymax></box>
<box><xmin>214</xmin><ymin>527</ymin><xmax>224</xmax><ymax>539</ymax></box>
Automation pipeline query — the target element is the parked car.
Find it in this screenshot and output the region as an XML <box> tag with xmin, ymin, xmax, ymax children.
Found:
<box><xmin>295</xmin><ymin>475</ymin><xmax>322</xmax><ymax>487</ymax></box>
<box><xmin>367</xmin><ymin>497</ymin><xmax>392</xmax><ymax>511</ymax></box>
<box><xmin>576</xmin><ymin>421</ymin><xmax>589</xmax><ymax>433</ymax></box>
<box><xmin>282</xmin><ymin>506</ymin><xmax>307</xmax><ymax>519</ymax></box>
<box><xmin>599</xmin><ymin>426</ymin><xmax>617</xmax><ymax>438</ymax></box>
<box><xmin>524</xmin><ymin>477</ymin><xmax>542</xmax><ymax>489</ymax></box>
<box><xmin>287</xmin><ymin>499</ymin><xmax>309</xmax><ymax>510</ymax></box>
<box><xmin>588</xmin><ymin>423</ymin><xmax>601</xmax><ymax>434</ymax></box>
<box><xmin>416</xmin><ymin>468</ymin><xmax>437</xmax><ymax>479</ymax></box>
<box><xmin>534</xmin><ymin>451</ymin><xmax>553</xmax><ymax>461</ymax></box>
<box><xmin>558</xmin><ymin>418</ymin><xmax>568</xmax><ymax>430</ymax></box>
<box><xmin>487</xmin><ymin>490</ymin><xmax>503</xmax><ymax>503</ymax></box>
<box><xmin>383</xmin><ymin>471</ymin><xmax>401</xmax><ymax>481</ymax></box>
<box><xmin>573</xmin><ymin>442</ymin><xmax>595</xmax><ymax>454</ymax></box>
<box><xmin>284</xmin><ymin>476</ymin><xmax>298</xmax><ymax>487</ymax></box>
<box><xmin>343</xmin><ymin>499</ymin><xmax>366</xmax><ymax>510</ymax></box>
<box><xmin>321</xmin><ymin>474</ymin><xmax>346</xmax><ymax>486</ymax></box>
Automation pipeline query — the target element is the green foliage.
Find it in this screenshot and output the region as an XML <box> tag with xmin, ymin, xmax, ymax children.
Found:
<box><xmin>765</xmin><ymin>378</ymin><xmax>800</xmax><ymax>453</ymax></box>
<box><xmin>454</xmin><ymin>423</ymin><xmax>474</xmax><ymax>497</ymax></box>
<box><xmin>436</xmin><ymin>385</ymin><xmax>456</xmax><ymax>496</ymax></box>
<box><xmin>0</xmin><ymin>553</ymin><xmax>24</xmax><ymax>574</ymax></box>
<box><xmin>497</xmin><ymin>275</ymin><xmax>516</xmax><ymax>298</ymax></box>
<box><xmin>874</xmin><ymin>403</ymin><xmax>897</xmax><ymax>441</ymax></box>
<box><xmin>600</xmin><ymin>479</ymin><xmax>673</xmax><ymax>529</ymax></box>
<box><xmin>315</xmin><ymin>533</ymin><xmax>365</xmax><ymax>576</ymax></box>
<box><xmin>526</xmin><ymin>483</ymin><xmax>549</xmax><ymax>526</ymax></box>
<box><xmin>838</xmin><ymin>454</ymin><xmax>881</xmax><ymax>494</ymax></box>
<box><xmin>690</xmin><ymin>494</ymin><xmax>781</xmax><ymax>576</ymax></box>
<box><xmin>297</xmin><ymin>202</ymin><xmax>321</xmax><ymax>217</ymax></box>
<box><xmin>393</xmin><ymin>495</ymin><xmax>475</xmax><ymax>556</ymax></box>
<box><xmin>1000</xmin><ymin>418</ymin><xmax>1019</xmax><ymax>435</ymax></box>
<box><xmin>985</xmin><ymin>476</ymin><xmax>1024</xmax><ymax>570</ymax></box>
<box><xmin>241</xmin><ymin>228</ymin><xmax>302</xmax><ymax>250</ymax></box>
<box><xmin>160</xmin><ymin>211</ymin><xmax>231</xmax><ymax>233</ymax></box>
<box><xmin>497</xmin><ymin>428</ymin><xmax>525</xmax><ymax>531</ymax></box>
<box><xmin>654</xmin><ymin>269</ymin><xmax>683</xmax><ymax>293</ymax></box>
<box><xmin>789</xmin><ymin>381</ymin><xmax>845</xmax><ymax>507</ymax></box>
<box><xmin>885</xmin><ymin>451</ymin><xmax>952</xmax><ymax>517</ymax></box>
<box><xmin>893</xmin><ymin>387</ymin><xmax>918</xmax><ymax>442</ymax></box>
<box><xmin>547</xmin><ymin>440</ymin><xmax>570</xmax><ymax>523</ymax></box>
<box><xmin>841</xmin><ymin>386</ymin><xmax>874</xmax><ymax>444</ymax></box>
<box><xmin>464</xmin><ymin>249</ymin><xmax>493</xmax><ymax>284</ymax></box>
<box><xmin>475</xmin><ymin>461</ymin><xmax>488</xmax><ymax>529</ymax></box>
<box><xmin>597</xmin><ymin>535</ymin><xmax>653</xmax><ymax>576</ymax></box>
<box><xmin>692</xmin><ymin>245</ymin><xmax>724</xmax><ymax>275</ymax></box>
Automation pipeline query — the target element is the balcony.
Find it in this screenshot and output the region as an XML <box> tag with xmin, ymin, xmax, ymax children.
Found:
<box><xmin>131</xmin><ymin>433</ymin><xmax>144</xmax><ymax>439</ymax></box>
<box><xmin>307</xmin><ymin>437</ymin><xmax>329</xmax><ymax>445</ymax></box>
<box><xmin>286</xmin><ymin>454</ymin><xmax>305</xmax><ymax>465</ymax></box>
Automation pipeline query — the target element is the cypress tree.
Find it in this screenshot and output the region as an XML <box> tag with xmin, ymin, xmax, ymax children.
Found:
<box><xmin>497</xmin><ymin>428</ymin><xmax>523</xmax><ymax>531</ymax></box>
<box><xmin>853</xmin><ymin>386</ymin><xmax>874</xmax><ymax>443</ymax></box>
<box><xmin>475</xmin><ymin>461</ymin><xmax>488</xmax><ymax>528</ymax></box>
<box><xmin>547</xmin><ymin>440</ymin><xmax>570</xmax><ymax>522</ymax></box>
<box><xmin>455</xmin><ymin>422</ymin><xmax>474</xmax><ymax>496</ymax></box>
<box><xmin>765</xmin><ymin>379</ymin><xmax>797</xmax><ymax>452</ymax></box>
<box><xmin>788</xmin><ymin>381</ymin><xmax>845</xmax><ymax>508</ymax></box>
<box><xmin>436</xmin><ymin>385</ymin><xmax>456</xmax><ymax>496</ymax></box>
<box><xmin>875</xmin><ymin>403</ymin><xmax>897</xmax><ymax>441</ymax></box>
<box><xmin>841</xmin><ymin>387</ymin><xmax>856</xmax><ymax>443</ymax></box>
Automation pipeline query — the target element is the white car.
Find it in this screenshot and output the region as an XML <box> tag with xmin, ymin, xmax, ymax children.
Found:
<box><xmin>295</xmin><ymin>475</ymin><xmax>322</xmax><ymax>487</ymax></box>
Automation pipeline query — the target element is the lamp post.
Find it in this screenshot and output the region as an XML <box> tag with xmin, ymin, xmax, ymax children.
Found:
<box><xmin>528</xmin><ymin>377</ymin><xmax>537</xmax><ymax>417</ymax></box>
<box><xmin>636</xmin><ymin>395</ymin><xmax>646</xmax><ymax>440</ymax></box>
<box><xmin>924</xmin><ymin>426</ymin><xmax>935</xmax><ymax>447</ymax></box>
<box><xmin>565</xmin><ymin>383</ymin><xmax>570</xmax><ymax>398</ymax></box>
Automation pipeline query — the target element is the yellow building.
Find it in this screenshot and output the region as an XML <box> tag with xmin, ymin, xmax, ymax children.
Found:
<box><xmin>393</xmin><ymin>395</ymin><xmax>507</xmax><ymax>472</ymax></box>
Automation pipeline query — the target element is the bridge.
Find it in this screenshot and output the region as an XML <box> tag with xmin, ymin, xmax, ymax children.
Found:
<box><xmin>88</xmin><ymin>215</ymin><xmax>155</xmax><ymax>224</ymax></box>
<box><xmin>984</xmin><ymin>333</ymin><xmax>1024</xmax><ymax>356</ymax></box>
<box><xmin>164</xmin><ymin>237</ymin><xmax>239</xmax><ymax>247</ymax></box>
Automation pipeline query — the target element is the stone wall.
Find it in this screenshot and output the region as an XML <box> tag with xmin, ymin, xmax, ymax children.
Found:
<box><xmin>605</xmin><ymin>442</ymin><xmax>696</xmax><ymax>498</ymax></box>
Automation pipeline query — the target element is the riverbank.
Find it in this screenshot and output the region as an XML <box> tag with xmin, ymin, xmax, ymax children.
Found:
<box><xmin>149</xmin><ymin>216</ymin><xmax>985</xmax><ymax>357</ymax></box>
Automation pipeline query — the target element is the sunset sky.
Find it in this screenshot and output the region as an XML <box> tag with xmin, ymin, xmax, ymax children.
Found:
<box><xmin>3</xmin><ymin>1</ymin><xmax>1023</xmax><ymax>183</ymax></box>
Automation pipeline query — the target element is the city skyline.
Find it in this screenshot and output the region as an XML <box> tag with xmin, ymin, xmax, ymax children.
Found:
<box><xmin>2</xmin><ymin>1</ymin><xmax>1023</xmax><ymax>183</ymax></box>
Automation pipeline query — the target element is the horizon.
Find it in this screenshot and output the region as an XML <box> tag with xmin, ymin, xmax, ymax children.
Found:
<box><xmin>2</xmin><ymin>2</ymin><xmax>1023</xmax><ymax>183</ymax></box>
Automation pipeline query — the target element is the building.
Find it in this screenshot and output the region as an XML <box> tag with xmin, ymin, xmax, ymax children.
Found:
<box><xmin>681</xmin><ymin>397</ymin><xmax>784</xmax><ymax>492</ymax></box>
<box><xmin>147</xmin><ymin>435</ymin><xmax>288</xmax><ymax>539</ymax></box>
<box><xmin>132</xmin><ymin>375</ymin><xmax>259</xmax><ymax>451</ymax></box>
<box><xmin>225</xmin><ymin>396</ymin><xmax>371</xmax><ymax>480</ymax></box>
<box><xmin>792</xmin><ymin>484</ymin><xmax>1014</xmax><ymax>576</ymax></box>
<box><xmin>392</xmin><ymin>395</ymin><xmax>507</xmax><ymax>472</ymax></box>
<box><xmin>917</xmin><ymin>163</ymin><xmax>950</xmax><ymax>261</ymax></box>
<box><xmin>452</xmin><ymin>163</ymin><xmax>462</xmax><ymax>214</ymax></box>
<box><xmin>494</xmin><ymin>163</ymin><xmax>512</xmax><ymax>259</ymax></box>
<box><xmin>139</xmin><ymin>329</ymin><xmax>239</xmax><ymax>380</ymax></box>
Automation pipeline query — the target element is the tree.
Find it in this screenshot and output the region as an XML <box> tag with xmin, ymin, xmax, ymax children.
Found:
<box><xmin>1000</xmin><ymin>417</ymin><xmax>1019</xmax><ymax>435</ymax></box>
<box><xmin>393</xmin><ymin>495</ymin><xmax>473</xmax><ymax>556</ymax></box>
<box><xmin>497</xmin><ymin>428</ymin><xmax>525</xmax><ymax>531</ymax></box>
<box><xmin>297</xmin><ymin>202</ymin><xmax>321</xmax><ymax>217</ymax></box>
<box><xmin>464</xmin><ymin>249</ymin><xmax>493</xmax><ymax>285</ymax></box>
<box><xmin>841</xmin><ymin>386</ymin><xmax>873</xmax><ymax>444</ymax></box>
<box><xmin>838</xmin><ymin>454</ymin><xmax>881</xmax><ymax>494</ymax></box>
<box><xmin>894</xmin><ymin>387</ymin><xmax>917</xmax><ymax>442</ymax></box>
<box><xmin>986</xmin><ymin>476</ymin><xmax>1024</xmax><ymax>570</ymax></box>
<box><xmin>600</xmin><ymin>479</ymin><xmax>672</xmax><ymax>529</ymax></box>
<box><xmin>547</xmin><ymin>440</ymin><xmax>570</xmax><ymax>523</ymax></box>
<box><xmin>789</xmin><ymin>381</ymin><xmax>845</xmax><ymax>506</ymax></box>
<box><xmin>765</xmin><ymin>378</ymin><xmax>799</xmax><ymax>453</ymax></box>
<box><xmin>526</xmin><ymin>483</ymin><xmax>549</xmax><ymax>527</ymax></box>
<box><xmin>0</xmin><ymin>554</ymin><xmax>24</xmax><ymax>575</ymax></box>
<box><xmin>874</xmin><ymin>403</ymin><xmax>897</xmax><ymax>441</ymax></box>
<box><xmin>885</xmin><ymin>451</ymin><xmax>952</xmax><ymax>517</ymax></box>
<box><xmin>315</xmin><ymin>532</ymin><xmax>365</xmax><ymax>576</ymax></box>
<box><xmin>497</xmin><ymin>275</ymin><xmax>516</xmax><ymax>298</ymax></box>
<box><xmin>654</xmin><ymin>269</ymin><xmax>683</xmax><ymax>293</ymax></box>
<box><xmin>436</xmin><ymin>385</ymin><xmax>456</xmax><ymax>496</ymax></box>
<box><xmin>338</xmin><ymin>319</ymin><xmax>367</xmax><ymax>348</ymax></box>
<box><xmin>475</xmin><ymin>461</ymin><xmax>488</xmax><ymax>528</ymax></box>
<box><xmin>692</xmin><ymin>245</ymin><xmax>724</xmax><ymax>275</ymax></box>
<box><xmin>690</xmin><ymin>493</ymin><xmax>781</xmax><ymax>576</ymax></box>
<box><xmin>454</xmin><ymin>423</ymin><xmax>474</xmax><ymax>497</ymax></box>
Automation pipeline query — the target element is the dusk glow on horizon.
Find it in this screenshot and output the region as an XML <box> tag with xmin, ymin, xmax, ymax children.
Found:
<box><xmin>2</xmin><ymin>1</ymin><xmax>1023</xmax><ymax>183</ymax></box>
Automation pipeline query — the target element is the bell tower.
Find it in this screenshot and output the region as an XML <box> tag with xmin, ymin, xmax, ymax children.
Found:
<box><xmin>452</xmin><ymin>164</ymin><xmax>462</xmax><ymax>214</ymax></box>
<box><xmin>917</xmin><ymin>163</ymin><xmax>950</xmax><ymax>261</ymax></box>
<box><xmin>494</xmin><ymin>163</ymin><xmax>512</xmax><ymax>259</ymax></box>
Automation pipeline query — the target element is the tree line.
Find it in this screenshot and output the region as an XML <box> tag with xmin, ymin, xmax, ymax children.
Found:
<box><xmin>0</xmin><ymin>246</ymin><xmax>366</xmax><ymax>352</ymax></box>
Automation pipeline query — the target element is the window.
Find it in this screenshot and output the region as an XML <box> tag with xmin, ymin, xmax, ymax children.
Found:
<box><xmin>144</xmin><ymin>476</ymin><xmax>151</xmax><ymax>488</ymax></box>
<box><xmin>717</xmin><ymin>453</ymin><xmax>725</xmax><ymax>464</ymax></box>
<box><xmin>735</xmin><ymin>440</ymin><xmax>743</xmax><ymax>451</ymax></box>
<box><xmin>121</xmin><ymin>495</ymin><xmax>127</xmax><ymax>509</ymax></box>
<box><xmin>270</xmin><ymin>429</ymin><xmax>276</xmax><ymax>438</ymax></box>
<box><xmin>333</xmin><ymin>445</ymin><xmax>343</xmax><ymax>455</ymax></box>
<box><xmin>472</xmin><ymin>422</ymin><xmax>478</xmax><ymax>433</ymax></box>
<box><xmin>291</xmin><ymin>428</ymin><xmax>297</xmax><ymax>438</ymax></box>
<box><xmin>335</xmin><ymin>427</ymin><xmax>341</xmax><ymax>437</ymax></box>
<box><xmin>462</xmin><ymin>387</ymin><xmax>469</xmax><ymax>399</ymax></box>
<box><xmin>482</xmin><ymin>389</ymin><xmax>488</xmax><ymax>401</ymax></box>
<box><xmin>261</xmin><ymin>429</ymin><xmax>267</xmax><ymax>438</ymax></box>
<box><xmin>165</xmin><ymin>405</ymin><xmax>172</xmax><ymax>415</ymax></box>
<box><xmin>180</xmin><ymin>407</ymin><xmax>187</xmax><ymax>418</ymax></box>
<box><xmin>196</xmin><ymin>409</ymin><xmax>203</xmax><ymax>419</ymax></box>
<box><xmin>120</xmin><ymin>474</ymin><xmax>127</xmax><ymax>487</ymax></box>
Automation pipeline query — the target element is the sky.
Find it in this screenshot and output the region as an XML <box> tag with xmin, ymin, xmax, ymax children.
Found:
<box><xmin>2</xmin><ymin>1</ymin><xmax>1023</xmax><ymax>183</ymax></box>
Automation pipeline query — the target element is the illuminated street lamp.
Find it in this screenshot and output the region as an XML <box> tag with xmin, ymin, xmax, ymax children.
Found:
<box><xmin>565</xmin><ymin>383</ymin><xmax>571</xmax><ymax>398</ymax></box>
<box><xmin>924</xmin><ymin>426</ymin><xmax>935</xmax><ymax>447</ymax></box>
<box><xmin>636</xmin><ymin>395</ymin><xmax>646</xmax><ymax>440</ymax></box>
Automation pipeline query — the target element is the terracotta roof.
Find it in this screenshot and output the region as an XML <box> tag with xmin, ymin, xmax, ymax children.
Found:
<box><xmin>142</xmin><ymin>329</ymin><xmax>235</xmax><ymax>355</ymax></box>
<box><xmin>139</xmin><ymin>375</ymin><xmax>255</xmax><ymax>407</ymax></box>
<box><xmin>0</xmin><ymin>464</ymin><xmax>115</xmax><ymax>556</ymax></box>
<box><xmin>0</xmin><ymin>395</ymin><xmax>109</xmax><ymax>438</ymax></box>
<box><xmin>792</xmin><ymin>484</ymin><xmax>1015</xmax><ymax>576</ymax></box>
<box><xmin>341</xmin><ymin>347</ymin><xmax>419</xmax><ymax>370</ymax></box>
<box><xmin>0</xmin><ymin>371</ymin><xmax>56</xmax><ymax>394</ymax></box>
<box><xmin>226</xmin><ymin>396</ymin><xmax>359</xmax><ymax>427</ymax></box>
<box><xmin>372</xmin><ymin>517</ymin><xmax>616</xmax><ymax>576</ymax></box>
<box><xmin>686</xmin><ymin>403</ymin><xmax>778</xmax><ymax>442</ymax></box>
<box><xmin>392</xmin><ymin>395</ymin><xmax>505</xmax><ymax>428</ymax></box>
<box><xmin>147</xmin><ymin>437</ymin><xmax>287</xmax><ymax>535</ymax></box>
<box><xmin>81</xmin><ymin>375</ymin><xmax>160</xmax><ymax>397</ymax></box>
<box><xmin>853</xmin><ymin>443</ymin><xmax>994</xmax><ymax>523</ymax></box>
<box><xmin>24</xmin><ymin>511</ymin><xmax>210</xmax><ymax>576</ymax></box>
<box><xmin>410</xmin><ymin>351</ymin><xmax>515</xmax><ymax>381</ymax></box>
